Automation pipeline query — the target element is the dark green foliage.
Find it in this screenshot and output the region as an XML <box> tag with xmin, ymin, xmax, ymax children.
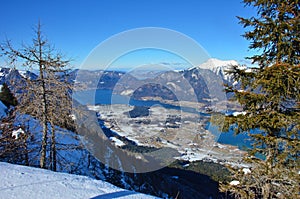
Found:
<box><xmin>121</xmin><ymin>145</ymin><xmax>158</xmax><ymax>153</ymax></box>
<box><xmin>0</xmin><ymin>83</ymin><xmax>17</xmax><ymax>107</ymax></box>
<box><xmin>127</xmin><ymin>106</ymin><xmax>150</xmax><ymax>118</ymax></box>
<box><xmin>239</xmin><ymin>0</ymin><xmax>300</xmax><ymax>67</ymax></box>
<box><xmin>170</xmin><ymin>160</ymin><xmax>231</xmax><ymax>183</ymax></box>
<box><xmin>220</xmin><ymin>0</ymin><xmax>300</xmax><ymax>198</ymax></box>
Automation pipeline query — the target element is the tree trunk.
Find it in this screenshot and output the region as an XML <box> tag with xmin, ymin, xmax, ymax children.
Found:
<box><xmin>50</xmin><ymin>123</ymin><xmax>57</xmax><ymax>171</ymax></box>
<box><xmin>38</xmin><ymin>22</ymin><xmax>49</xmax><ymax>169</ymax></box>
<box><xmin>40</xmin><ymin>115</ymin><xmax>48</xmax><ymax>169</ymax></box>
<box><xmin>24</xmin><ymin>136</ymin><xmax>29</xmax><ymax>166</ymax></box>
<box><xmin>262</xmin><ymin>182</ymin><xmax>271</xmax><ymax>199</ymax></box>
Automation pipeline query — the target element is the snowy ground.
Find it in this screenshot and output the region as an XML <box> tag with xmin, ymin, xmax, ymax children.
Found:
<box><xmin>0</xmin><ymin>100</ymin><xmax>7</xmax><ymax>119</ymax></box>
<box><xmin>0</xmin><ymin>162</ymin><xmax>160</xmax><ymax>199</ymax></box>
<box><xmin>88</xmin><ymin>104</ymin><xmax>246</xmax><ymax>165</ymax></box>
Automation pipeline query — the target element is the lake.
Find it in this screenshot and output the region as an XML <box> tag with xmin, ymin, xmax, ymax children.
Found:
<box><xmin>73</xmin><ymin>89</ymin><xmax>252</xmax><ymax>149</ymax></box>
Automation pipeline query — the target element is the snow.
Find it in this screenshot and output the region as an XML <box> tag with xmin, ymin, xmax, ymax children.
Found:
<box><xmin>232</xmin><ymin>111</ymin><xmax>247</xmax><ymax>117</ymax></box>
<box><xmin>0</xmin><ymin>162</ymin><xmax>159</xmax><ymax>199</ymax></box>
<box><xmin>242</xmin><ymin>168</ymin><xmax>251</xmax><ymax>174</ymax></box>
<box><xmin>69</xmin><ymin>114</ymin><xmax>76</xmax><ymax>120</ymax></box>
<box><xmin>120</xmin><ymin>89</ymin><xmax>134</xmax><ymax>96</ymax></box>
<box><xmin>197</xmin><ymin>58</ymin><xmax>239</xmax><ymax>70</ymax></box>
<box><xmin>232</xmin><ymin>81</ymin><xmax>238</xmax><ymax>86</ymax></box>
<box><xmin>87</xmin><ymin>105</ymin><xmax>101</xmax><ymax>112</ymax></box>
<box><xmin>110</xmin><ymin>137</ymin><xmax>126</xmax><ymax>147</ymax></box>
<box><xmin>12</xmin><ymin>128</ymin><xmax>25</xmax><ymax>139</ymax></box>
<box><xmin>225</xmin><ymin>111</ymin><xmax>247</xmax><ymax>117</ymax></box>
<box><xmin>177</xmin><ymin>148</ymin><xmax>208</xmax><ymax>162</ymax></box>
<box><xmin>18</xmin><ymin>70</ymin><xmax>27</xmax><ymax>78</ymax></box>
<box><xmin>187</xmin><ymin>58</ymin><xmax>255</xmax><ymax>83</ymax></box>
<box><xmin>0</xmin><ymin>100</ymin><xmax>7</xmax><ymax>119</ymax></box>
<box><xmin>229</xmin><ymin>180</ymin><xmax>240</xmax><ymax>186</ymax></box>
<box><xmin>245</xmin><ymin>68</ymin><xmax>253</xmax><ymax>73</ymax></box>
<box><xmin>193</xmin><ymin>58</ymin><xmax>240</xmax><ymax>82</ymax></box>
<box><xmin>191</xmin><ymin>73</ymin><xmax>198</xmax><ymax>79</ymax></box>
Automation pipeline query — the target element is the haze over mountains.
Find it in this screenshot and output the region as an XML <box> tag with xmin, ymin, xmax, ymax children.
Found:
<box><xmin>72</xmin><ymin>58</ymin><xmax>242</xmax><ymax>103</ymax></box>
<box><xmin>0</xmin><ymin>58</ymin><xmax>246</xmax><ymax>198</ymax></box>
<box><xmin>0</xmin><ymin>58</ymin><xmax>243</xmax><ymax>105</ymax></box>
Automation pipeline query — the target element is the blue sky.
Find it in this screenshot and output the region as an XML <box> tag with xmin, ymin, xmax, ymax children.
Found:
<box><xmin>0</xmin><ymin>0</ymin><xmax>257</xmax><ymax>70</ymax></box>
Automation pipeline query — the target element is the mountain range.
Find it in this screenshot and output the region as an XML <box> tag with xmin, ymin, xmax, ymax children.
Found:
<box><xmin>1</xmin><ymin>58</ymin><xmax>242</xmax><ymax>104</ymax></box>
<box><xmin>71</xmin><ymin>58</ymin><xmax>242</xmax><ymax>103</ymax></box>
<box><xmin>0</xmin><ymin>58</ymin><xmax>242</xmax><ymax>198</ymax></box>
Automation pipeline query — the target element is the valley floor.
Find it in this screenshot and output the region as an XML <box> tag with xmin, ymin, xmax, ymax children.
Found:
<box><xmin>89</xmin><ymin>104</ymin><xmax>247</xmax><ymax>167</ymax></box>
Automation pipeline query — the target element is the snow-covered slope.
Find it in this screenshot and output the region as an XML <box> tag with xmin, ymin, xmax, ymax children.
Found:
<box><xmin>0</xmin><ymin>162</ymin><xmax>159</xmax><ymax>199</ymax></box>
<box><xmin>0</xmin><ymin>67</ymin><xmax>37</xmax><ymax>88</ymax></box>
<box><xmin>0</xmin><ymin>100</ymin><xmax>7</xmax><ymax>119</ymax></box>
<box><xmin>198</xmin><ymin>58</ymin><xmax>238</xmax><ymax>70</ymax></box>
<box><xmin>193</xmin><ymin>58</ymin><xmax>239</xmax><ymax>82</ymax></box>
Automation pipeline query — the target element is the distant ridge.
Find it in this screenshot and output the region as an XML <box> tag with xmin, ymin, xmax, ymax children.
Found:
<box><xmin>188</xmin><ymin>58</ymin><xmax>240</xmax><ymax>82</ymax></box>
<box><xmin>197</xmin><ymin>58</ymin><xmax>239</xmax><ymax>70</ymax></box>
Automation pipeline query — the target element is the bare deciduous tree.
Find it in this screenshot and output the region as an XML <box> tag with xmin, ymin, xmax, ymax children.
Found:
<box><xmin>1</xmin><ymin>22</ymin><xmax>73</xmax><ymax>170</ymax></box>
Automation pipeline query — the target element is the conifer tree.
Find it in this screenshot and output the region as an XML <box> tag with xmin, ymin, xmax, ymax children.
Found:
<box><xmin>0</xmin><ymin>83</ymin><xmax>17</xmax><ymax>108</ymax></box>
<box><xmin>220</xmin><ymin>0</ymin><xmax>300</xmax><ymax>198</ymax></box>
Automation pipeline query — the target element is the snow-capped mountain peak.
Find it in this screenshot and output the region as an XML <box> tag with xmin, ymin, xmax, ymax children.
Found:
<box><xmin>188</xmin><ymin>58</ymin><xmax>240</xmax><ymax>82</ymax></box>
<box><xmin>197</xmin><ymin>58</ymin><xmax>239</xmax><ymax>70</ymax></box>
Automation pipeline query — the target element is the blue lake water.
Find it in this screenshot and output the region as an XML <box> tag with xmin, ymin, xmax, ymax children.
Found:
<box><xmin>73</xmin><ymin>89</ymin><xmax>210</xmax><ymax>116</ymax></box>
<box><xmin>73</xmin><ymin>89</ymin><xmax>252</xmax><ymax>149</ymax></box>
<box><xmin>207</xmin><ymin>124</ymin><xmax>253</xmax><ymax>149</ymax></box>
